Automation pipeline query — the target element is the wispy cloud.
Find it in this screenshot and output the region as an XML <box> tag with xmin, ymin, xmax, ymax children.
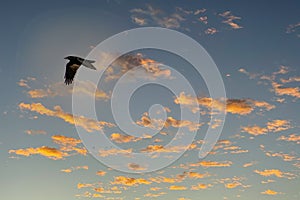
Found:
<box><xmin>219</xmin><ymin>11</ymin><xmax>243</xmax><ymax>29</ymax></box>
<box><xmin>175</xmin><ymin>92</ymin><xmax>274</xmax><ymax>115</ymax></box>
<box><xmin>286</xmin><ymin>22</ymin><xmax>300</xmax><ymax>38</ymax></box>
<box><xmin>261</xmin><ymin>189</ymin><xmax>281</xmax><ymax>195</ymax></box>
<box><xmin>242</xmin><ymin>119</ymin><xmax>291</xmax><ymax>136</ymax></box>
<box><xmin>277</xmin><ymin>134</ymin><xmax>300</xmax><ymax>144</ymax></box>
<box><xmin>190</xmin><ymin>160</ymin><xmax>233</xmax><ymax>168</ymax></box>
<box><xmin>254</xmin><ymin>169</ymin><xmax>296</xmax><ymax>179</ymax></box>
<box><xmin>19</xmin><ymin>102</ymin><xmax>114</xmax><ymax>132</ymax></box>
<box><xmin>61</xmin><ymin>165</ymin><xmax>88</xmax><ymax>173</ymax></box>
<box><xmin>9</xmin><ymin>146</ymin><xmax>68</xmax><ymax>160</ymax></box>
<box><xmin>24</xmin><ymin>129</ymin><xmax>47</xmax><ymax>135</ymax></box>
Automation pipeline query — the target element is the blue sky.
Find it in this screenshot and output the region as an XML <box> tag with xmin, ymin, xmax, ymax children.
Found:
<box><xmin>0</xmin><ymin>0</ymin><xmax>299</xmax><ymax>199</ymax></box>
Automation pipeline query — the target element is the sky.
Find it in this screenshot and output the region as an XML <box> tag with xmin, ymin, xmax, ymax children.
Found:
<box><xmin>0</xmin><ymin>0</ymin><xmax>300</xmax><ymax>199</ymax></box>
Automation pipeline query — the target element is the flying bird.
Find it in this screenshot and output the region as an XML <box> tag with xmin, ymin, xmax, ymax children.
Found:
<box><xmin>64</xmin><ymin>56</ymin><xmax>96</xmax><ymax>85</ymax></box>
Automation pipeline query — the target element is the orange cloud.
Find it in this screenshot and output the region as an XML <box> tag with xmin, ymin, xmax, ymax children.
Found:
<box><xmin>186</xmin><ymin>171</ymin><xmax>210</xmax><ymax>179</ymax></box>
<box><xmin>112</xmin><ymin>176</ymin><xmax>151</xmax><ymax>186</ymax></box>
<box><xmin>98</xmin><ymin>148</ymin><xmax>133</xmax><ymax>157</ymax></box>
<box><xmin>136</xmin><ymin>112</ymin><xmax>203</xmax><ymax>131</ymax></box>
<box><xmin>191</xmin><ymin>183</ymin><xmax>212</xmax><ymax>190</ymax></box>
<box><xmin>261</xmin><ymin>189</ymin><xmax>280</xmax><ymax>195</ymax></box>
<box><xmin>242</xmin><ymin>119</ymin><xmax>291</xmax><ymax>136</ymax></box>
<box><xmin>96</xmin><ymin>171</ymin><xmax>106</xmax><ymax>176</ymax></box>
<box><xmin>174</xmin><ymin>92</ymin><xmax>274</xmax><ymax>115</ymax></box>
<box><xmin>52</xmin><ymin>135</ymin><xmax>87</xmax><ymax>155</ymax></box>
<box><xmin>26</xmin><ymin>81</ymin><xmax>110</xmax><ymax>100</ymax></box>
<box><xmin>110</xmin><ymin>133</ymin><xmax>141</xmax><ymax>143</ymax></box>
<box><xmin>243</xmin><ymin>161</ymin><xmax>257</xmax><ymax>168</ymax></box>
<box><xmin>61</xmin><ymin>166</ymin><xmax>88</xmax><ymax>173</ymax></box>
<box><xmin>254</xmin><ymin>169</ymin><xmax>295</xmax><ymax>179</ymax></box>
<box><xmin>225</xmin><ymin>181</ymin><xmax>241</xmax><ymax>189</ymax></box>
<box><xmin>19</xmin><ymin>102</ymin><xmax>114</xmax><ymax>132</ymax></box>
<box><xmin>9</xmin><ymin>146</ymin><xmax>68</xmax><ymax>160</ymax></box>
<box><xmin>169</xmin><ymin>185</ymin><xmax>187</xmax><ymax>190</ymax></box>
<box><xmin>105</xmin><ymin>53</ymin><xmax>172</xmax><ymax>82</ymax></box>
<box><xmin>190</xmin><ymin>160</ymin><xmax>232</xmax><ymax>168</ymax></box>
<box><xmin>128</xmin><ymin>163</ymin><xmax>147</xmax><ymax>171</ymax></box>
<box><xmin>277</xmin><ymin>134</ymin><xmax>300</xmax><ymax>144</ymax></box>
<box><xmin>141</xmin><ymin>144</ymin><xmax>196</xmax><ymax>154</ymax></box>
<box><xmin>219</xmin><ymin>11</ymin><xmax>243</xmax><ymax>29</ymax></box>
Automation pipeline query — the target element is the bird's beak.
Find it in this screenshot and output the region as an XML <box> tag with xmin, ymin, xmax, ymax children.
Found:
<box><xmin>64</xmin><ymin>57</ymin><xmax>68</xmax><ymax>59</ymax></box>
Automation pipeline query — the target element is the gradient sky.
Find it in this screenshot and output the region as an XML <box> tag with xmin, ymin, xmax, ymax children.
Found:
<box><xmin>1</xmin><ymin>0</ymin><xmax>300</xmax><ymax>199</ymax></box>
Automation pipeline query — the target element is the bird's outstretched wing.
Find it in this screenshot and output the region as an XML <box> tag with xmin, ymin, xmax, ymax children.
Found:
<box><xmin>64</xmin><ymin>63</ymin><xmax>79</xmax><ymax>85</ymax></box>
<box><xmin>81</xmin><ymin>60</ymin><xmax>97</xmax><ymax>70</ymax></box>
<box><xmin>76</xmin><ymin>57</ymin><xmax>96</xmax><ymax>70</ymax></box>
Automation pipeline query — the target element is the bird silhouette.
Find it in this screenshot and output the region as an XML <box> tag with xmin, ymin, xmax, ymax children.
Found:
<box><xmin>64</xmin><ymin>56</ymin><xmax>96</xmax><ymax>85</ymax></box>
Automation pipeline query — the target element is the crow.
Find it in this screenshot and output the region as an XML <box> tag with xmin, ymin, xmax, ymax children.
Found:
<box><xmin>64</xmin><ymin>56</ymin><xmax>96</xmax><ymax>85</ymax></box>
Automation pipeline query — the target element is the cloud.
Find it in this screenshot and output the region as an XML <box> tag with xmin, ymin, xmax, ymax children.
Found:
<box><xmin>140</xmin><ymin>144</ymin><xmax>197</xmax><ymax>154</ymax></box>
<box><xmin>191</xmin><ymin>183</ymin><xmax>212</xmax><ymax>190</ymax></box>
<box><xmin>219</xmin><ymin>11</ymin><xmax>243</xmax><ymax>29</ymax></box>
<box><xmin>96</xmin><ymin>171</ymin><xmax>106</xmax><ymax>176</ymax></box>
<box><xmin>185</xmin><ymin>171</ymin><xmax>210</xmax><ymax>179</ymax></box>
<box><xmin>277</xmin><ymin>134</ymin><xmax>300</xmax><ymax>144</ymax></box>
<box><xmin>174</xmin><ymin>92</ymin><xmax>274</xmax><ymax>115</ymax></box>
<box><xmin>136</xmin><ymin>112</ymin><xmax>203</xmax><ymax>131</ymax></box>
<box><xmin>105</xmin><ymin>53</ymin><xmax>172</xmax><ymax>82</ymax></box>
<box><xmin>130</xmin><ymin>5</ymin><xmax>185</xmax><ymax>29</ymax></box>
<box><xmin>144</xmin><ymin>192</ymin><xmax>166</xmax><ymax>198</ymax></box>
<box><xmin>286</xmin><ymin>22</ymin><xmax>300</xmax><ymax>37</ymax></box>
<box><xmin>9</xmin><ymin>146</ymin><xmax>68</xmax><ymax>160</ymax></box>
<box><xmin>128</xmin><ymin>163</ymin><xmax>147</xmax><ymax>171</ymax></box>
<box><xmin>190</xmin><ymin>160</ymin><xmax>233</xmax><ymax>168</ymax></box>
<box><xmin>52</xmin><ymin>135</ymin><xmax>87</xmax><ymax>155</ymax></box>
<box><xmin>131</xmin><ymin>16</ymin><xmax>147</xmax><ymax>25</ymax></box>
<box><xmin>261</xmin><ymin>189</ymin><xmax>280</xmax><ymax>195</ymax></box>
<box><xmin>61</xmin><ymin>166</ymin><xmax>88</xmax><ymax>173</ymax></box>
<box><xmin>243</xmin><ymin>161</ymin><xmax>257</xmax><ymax>168</ymax></box>
<box><xmin>205</xmin><ymin>27</ymin><xmax>218</xmax><ymax>35</ymax></box>
<box><xmin>254</xmin><ymin>169</ymin><xmax>295</xmax><ymax>179</ymax></box>
<box><xmin>26</xmin><ymin>81</ymin><xmax>110</xmax><ymax>100</ymax></box>
<box><xmin>110</xmin><ymin>133</ymin><xmax>141</xmax><ymax>143</ymax></box>
<box><xmin>169</xmin><ymin>185</ymin><xmax>187</xmax><ymax>190</ymax></box>
<box><xmin>98</xmin><ymin>148</ymin><xmax>133</xmax><ymax>157</ymax></box>
<box><xmin>242</xmin><ymin>119</ymin><xmax>291</xmax><ymax>136</ymax></box>
<box><xmin>271</xmin><ymin>81</ymin><xmax>300</xmax><ymax>99</ymax></box>
<box><xmin>224</xmin><ymin>181</ymin><xmax>242</xmax><ymax>189</ymax></box>
<box><xmin>112</xmin><ymin>176</ymin><xmax>151</xmax><ymax>186</ymax></box>
<box><xmin>19</xmin><ymin>102</ymin><xmax>114</xmax><ymax>132</ymax></box>
<box><xmin>77</xmin><ymin>183</ymin><xmax>95</xmax><ymax>189</ymax></box>
<box><xmin>24</xmin><ymin>129</ymin><xmax>47</xmax><ymax>135</ymax></box>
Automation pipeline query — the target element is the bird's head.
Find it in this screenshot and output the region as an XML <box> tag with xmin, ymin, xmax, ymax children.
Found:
<box><xmin>64</xmin><ymin>56</ymin><xmax>72</xmax><ymax>60</ymax></box>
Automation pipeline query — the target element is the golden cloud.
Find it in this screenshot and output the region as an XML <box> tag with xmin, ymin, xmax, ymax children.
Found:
<box><xmin>261</xmin><ymin>189</ymin><xmax>279</xmax><ymax>195</ymax></box>
<box><xmin>242</xmin><ymin>119</ymin><xmax>291</xmax><ymax>136</ymax></box>
<box><xmin>61</xmin><ymin>166</ymin><xmax>88</xmax><ymax>173</ymax></box>
<box><xmin>277</xmin><ymin>134</ymin><xmax>300</xmax><ymax>144</ymax></box>
<box><xmin>254</xmin><ymin>169</ymin><xmax>295</xmax><ymax>179</ymax></box>
<box><xmin>110</xmin><ymin>133</ymin><xmax>141</xmax><ymax>143</ymax></box>
<box><xmin>136</xmin><ymin>112</ymin><xmax>203</xmax><ymax>131</ymax></box>
<box><xmin>174</xmin><ymin>92</ymin><xmax>274</xmax><ymax>115</ymax></box>
<box><xmin>9</xmin><ymin>146</ymin><xmax>68</xmax><ymax>160</ymax></box>
<box><xmin>191</xmin><ymin>183</ymin><xmax>212</xmax><ymax>190</ymax></box>
<box><xmin>26</xmin><ymin>81</ymin><xmax>110</xmax><ymax>100</ymax></box>
<box><xmin>96</xmin><ymin>171</ymin><xmax>106</xmax><ymax>176</ymax></box>
<box><xmin>19</xmin><ymin>102</ymin><xmax>114</xmax><ymax>132</ymax></box>
<box><xmin>169</xmin><ymin>185</ymin><xmax>187</xmax><ymax>190</ymax></box>
<box><xmin>112</xmin><ymin>176</ymin><xmax>151</xmax><ymax>186</ymax></box>
<box><xmin>128</xmin><ymin>163</ymin><xmax>147</xmax><ymax>171</ymax></box>
<box><xmin>190</xmin><ymin>160</ymin><xmax>233</xmax><ymax>168</ymax></box>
